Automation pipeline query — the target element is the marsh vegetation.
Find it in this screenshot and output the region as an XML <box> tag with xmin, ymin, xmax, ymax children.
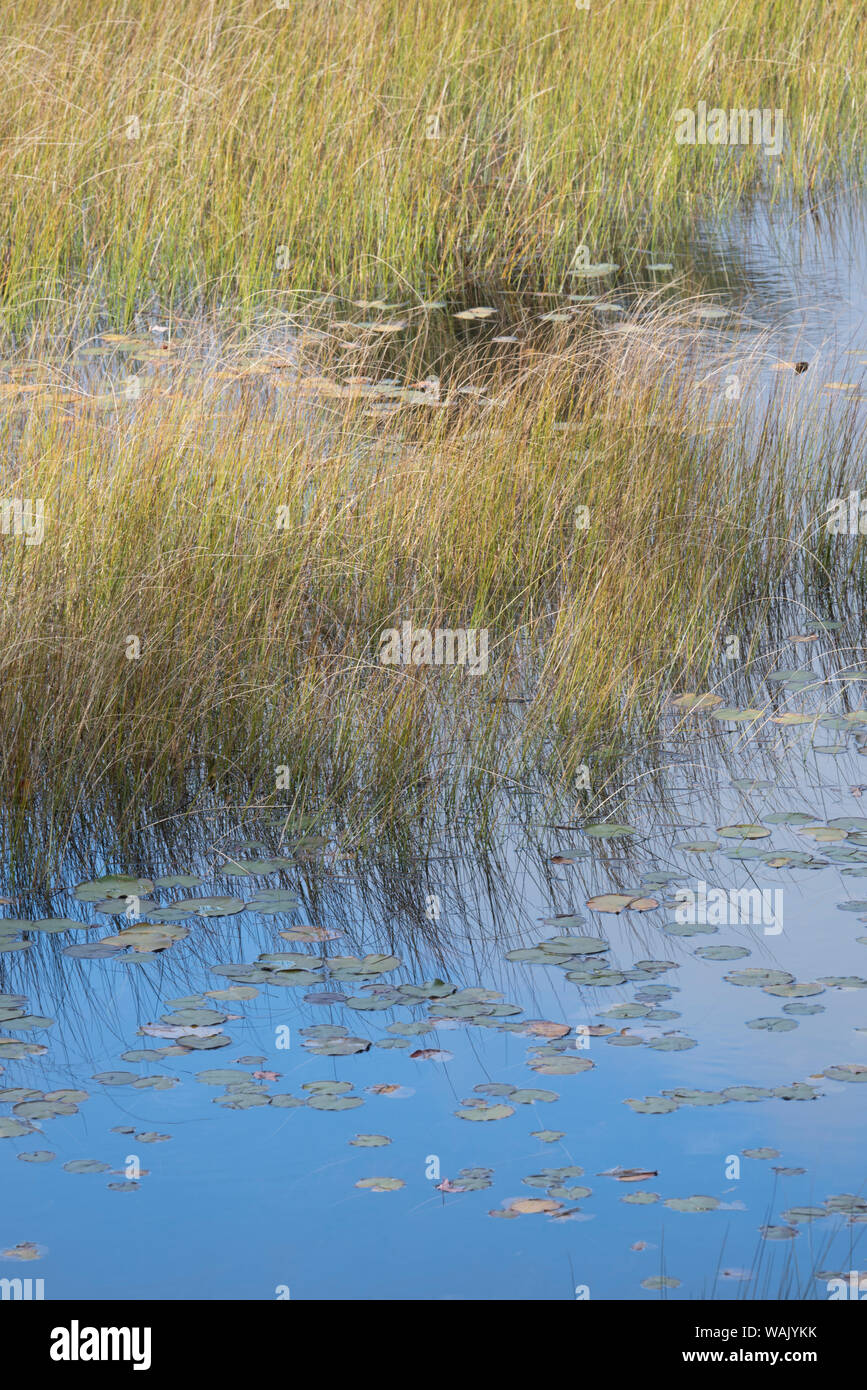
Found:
<box><xmin>0</xmin><ymin>0</ymin><xmax>866</xmax><ymax>1302</ymax></box>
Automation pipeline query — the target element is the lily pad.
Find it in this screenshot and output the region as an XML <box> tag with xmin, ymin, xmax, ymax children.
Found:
<box><xmin>664</xmin><ymin>1195</ymin><xmax>720</xmax><ymax>1213</ymax></box>
<box><xmin>625</xmin><ymin>1096</ymin><xmax>679</xmax><ymax>1115</ymax></box>
<box><xmin>455</xmin><ymin>1103</ymin><xmax>514</xmax><ymax>1122</ymax></box>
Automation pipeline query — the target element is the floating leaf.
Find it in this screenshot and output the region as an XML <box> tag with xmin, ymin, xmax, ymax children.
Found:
<box><xmin>695</xmin><ymin>946</ymin><xmax>750</xmax><ymax>961</ymax></box>
<box><xmin>520</xmin><ymin>1020</ymin><xmax>572</xmax><ymax>1038</ymax></box>
<box><xmin>781</xmin><ymin>1206</ymin><xmax>827</xmax><ymax>1224</ymax></box>
<box><xmin>0</xmin><ymin>1118</ymin><xmax>34</xmax><ymax>1138</ymax></box>
<box><xmin>75</xmin><ymin>876</ymin><xmax>153</xmax><ymax>902</ymax></box>
<box><xmin>173</xmin><ymin>895</ymin><xmax>246</xmax><ymax>918</ymax></box>
<box><xmin>586</xmin><ymin>894</ymin><xmax>642</xmax><ymax>913</ymax></box>
<box><xmin>625</xmin><ymin>1096</ymin><xmax>679</xmax><ymax>1115</ymax></box>
<box><xmin>455</xmin><ymin>1103</ymin><xmax>514</xmax><ymax>1122</ymax></box>
<box><xmin>528</xmin><ymin>1056</ymin><xmax>594</xmax><ymax>1076</ymax></box>
<box><xmin>583</xmin><ymin>823</ymin><xmax>635</xmax><ymax>838</ymax></box>
<box><xmin>762</xmin><ymin>982</ymin><xmax>823</xmax><ymax>998</ymax></box>
<box><xmin>671</xmin><ymin>693</ymin><xmax>723</xmax><ymax>711</ymax></box>
<box><xmin>664</xmin><ymin>1195</ymin><xmax>720</xmax><ymax>1213</ymax></box>
<box><xmin>722</xmin><ymin>1087</ymin><xmax>773</xmax><ymax>1103</ymax></box>
<box><xmin>724</xmin><ymin>969</ymin><xmax>793</xmax><ymax>988</ymax></box>
<box><xmin>747</xmin><ymin>1017</ymin><xmax>798</xmax><ymax>1032</ymax></box>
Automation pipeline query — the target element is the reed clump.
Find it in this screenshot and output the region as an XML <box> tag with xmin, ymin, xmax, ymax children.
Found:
<box><xmin>0</xmin><ymin>314</ymin><xmax>859</xmax><ymax>842</ymax></box>
<box><xmin>0</xmin><ymin>0</ymin><xmax>862</xmax><ymax>334</ymax></box>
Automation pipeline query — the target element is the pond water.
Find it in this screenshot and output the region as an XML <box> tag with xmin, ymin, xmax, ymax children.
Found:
<box><xmin>2</xmin><ymin>200</ymin><xmax>867</xmax><ymax>1302</ymax></box>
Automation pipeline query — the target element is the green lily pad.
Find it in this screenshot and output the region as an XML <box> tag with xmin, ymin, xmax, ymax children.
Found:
<box><xmin>174</xmin><ymin>895</ymin><xmax>246</xmax><ymax>917</ymax></box>
<box><xmin>213</xmin><ymin>1092</ymin><xmax>270</xmax><ymax>1109</ymax></box>
<box><xmin>762</xmin><ymin>982</ymin><xmax>824</xmax><ymax>998</ymax></box>
<box><xmin>781</xmin><ymin>1206</ymin><xmax>827</xmax><ymax>1223</ymax></box>
<box><xmin>695</xmin><ymin>945</ymin><xmax>751</xmax><ymax>960</ymax></box>
<box><xmin>662</xmin><ymin>1088</ymin><xmax>728</xmax><ymax>1106</ymax></box>
<box><xmin>307</xmin><ymin>1095</ymin><xmax>363</xmax><ymax>1111</ymax></box>
<box><xmin>724</xmin><ymin>969</ymin><xmax>793</xmax><ymax>988</ymax></box>
<box><xmin>747</xmin><ymin>1017</ymin><xmax>798</xmax><ymax>1032</ymax></box>
<box><xmin>196</xmin><ymin>1069</ymin><xmax>252</xmax><ymax>1085</ymax></box>
<box><xmin>0</xmin><ymin>1117</ymin><xmax>34</xmax><ymax>1138</ymax></box>
<box><xmin>455</xmin><ymin>1103</ymin><xmax>515</xmax><ymax>1122</ymax></box>
<box><xmin>528</xmin><ymin>1056</ymin><xmax>594</xmax><ymax>1076</ymax></box>
<box><xmin>161</xmin><ymin>1008</ymin><xmax>227</xmax><ymax>1026</ymax></box>
<box><xmin>75</xmin><ymin>876</ymin><xmax>153</xmax><ymax>902</ymax></box>
<box><xmin>625</xmin><ymin>1096</ymin><xmax>679</xmax><ymax>1115</ymax></box>
<box><xmin>664</xmin><ymin>1195</ymin><xmax>720</xmax><ymax>1212</ymax></box>
<box><xmin>823</xmin><ymin>1064</ymin><xmax>867</xmax><ymax>1082</ymax></box>
<box><xmin>14</xmin><ymin>1100</ymin><xmax>75</xmax><ymax>1120</ymax></box>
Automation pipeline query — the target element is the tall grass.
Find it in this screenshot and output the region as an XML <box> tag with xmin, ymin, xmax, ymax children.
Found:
<box><xmin>1</xmin><ymin>315</ymin><xmax>861</xmax><ymax>857</ymax></box>
<box><xmin>0</xmin><ymin>0</ymin><xmax>863</xmax><ymax>333</ymax></box>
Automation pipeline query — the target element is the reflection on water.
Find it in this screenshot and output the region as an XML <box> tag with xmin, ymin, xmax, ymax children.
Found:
<box><xmin>4</xmin><ymin>637</ymin><xmax>867</xmax><ymax>1299</ymax></box>
<box><xmin>3</xmin><ymin>199</ymin><xmax>867</xmax><ymax>1301</ymax></box>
